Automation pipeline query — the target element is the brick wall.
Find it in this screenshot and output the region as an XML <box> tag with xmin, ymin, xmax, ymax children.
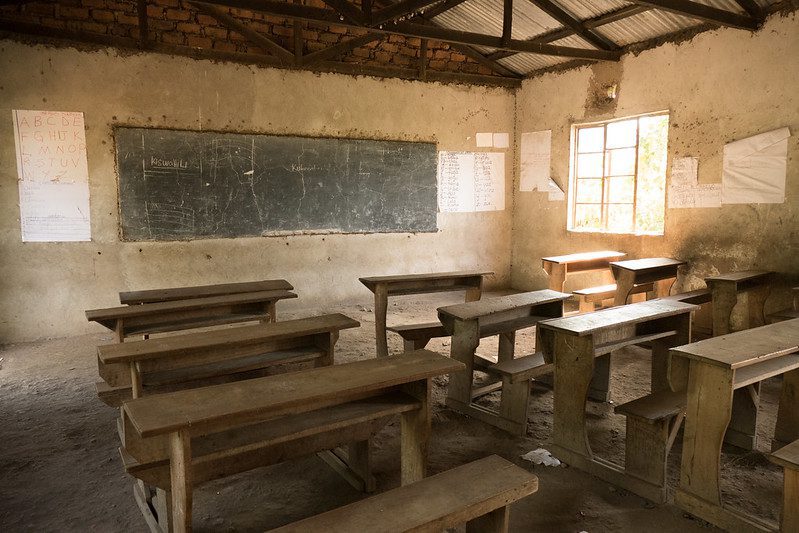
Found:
<box><xmin>0</xmin><ymin>0</ymin><xmax>498</xmax><ymax>77</ymax></box>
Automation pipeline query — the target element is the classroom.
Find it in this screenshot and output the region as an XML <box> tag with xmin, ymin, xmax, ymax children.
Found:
<box><xmin>0</xmin><ymin>0</ymin><xmax>797</xmax><ymax>530</ymax></box>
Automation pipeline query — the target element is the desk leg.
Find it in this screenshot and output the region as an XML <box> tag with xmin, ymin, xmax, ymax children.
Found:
<box><xmin>588</xmin><ymin>354</ymin><xmax>612</xmax><ymax>403</ymax></box>
<box><xmin>654</xmin><ymin>277</ymin><xmax>675</xmax><ymax>299</ymax></box>
<box><xmin>265</xmin><ymin>300</ymin><xmax>277</xmax><ymax>323</ymax></box>
<box><xmin>169</xmin><ymin>430</ymin><xmax>192</xmax><ymax>533</ymax></box>
<box><xmin>548</xmin><ymin>264</ymin><xmax>567</xmax><ymax>292</ymax></box>
<box><xmin>652</xmin><ymin>314</ymin><xmax>691</xmax><ymax>393</ymax></box>
<box><xmin>711</xmin><ymin>285</ymin><xmax>737</xmax><ymax>336</ymax></box>
<box><xmin>552</xmin><ymin>334</ymin><xmax>594</xmax><ymax>458</ymax></box>
<box><xmin>613</xmin><ymin>271</ymin><xmax>635</xmax><ymax>307</ymax></box>
<box><xmin>774</xmin><ymin>368</ymin><xmax>799</xmax><ymax>451</ymax></box>
<box><xmin>446</xmin><ymin>320</ymin><xmax>480</xmax><ymax>407</ymax></box>
<box><xmin>746</xmin><ymin>285</ymin><xmax>770</xmax><ymax>328</ymax></box>
<box><xmin>400</xmin><ymin>379</ymin><xmax>430</xmax><ymax>485</ymax></box>
<box><xmin>725</xmin><ymin>384</ymin><xmax>760</xmax><ymax>450</ymax></box>
<box><xmin>130</xmin><ymin>362</ymin><xmax>143</xmax><ymax>399</ymax></box>
<box><xmin>466</xmin><ymin>277</ymin><xmax>483</xmax><ymax>302</ymax></box>
<box><xmin>466</xmin><ymin>507</ymin><xmax>509</xmax><ymax>533</ymax></box>
<box><xmin>374</xmin><ymin>285</ymin><xmax>389</xmax><ymax>358</ymax></box>
<box><xmin>677</xmin><ymin>361</ymin><xmax>733</xmax><ymax>509</ymax></box>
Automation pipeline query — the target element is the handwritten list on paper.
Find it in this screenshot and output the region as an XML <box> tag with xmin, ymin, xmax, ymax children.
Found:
<box><xmin>667</xmin><ymin>157</ymin><xmax>721</xmax><ymax>209</ymax></box>
<box><xmin>520</xmin><ymin>130</ymin><xmax>551</xmax><ymax>192</ymax></box>
<box><xmin>438</xmin><ymin>151</ymin><xmax>505</xmax><ymax>212</ymax></box>
<box><xmin>13</xmin><ymin>110</ymin><xmax>91</xmax><ymax>241</ymax></box>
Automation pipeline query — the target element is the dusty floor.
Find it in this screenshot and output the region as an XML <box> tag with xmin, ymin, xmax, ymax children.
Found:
<box><xmin>0</xmin><ymin>291</ymin><xmax>784</xmax><ymax>532</ymax></box>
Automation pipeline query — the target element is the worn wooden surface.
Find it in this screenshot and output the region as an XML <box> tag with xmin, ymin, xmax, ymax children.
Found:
<box><xmin>359</xmin><ymin>271</ymin><xmax>490</xmax><ymax>357</ymax></box>
<box><xmin>610</xmin><ymin>258</ymin><xmax>685</xmax><ymax>306</ymax></box>
<box><xmin>269</xmin><ymin>455</ymin><xmax>538</xmax><ymax>533</ymax></box>
<box><xmin>706</xmin><ymin>270</ymin><xmax>774</xmax><ymax>336</ymax></box>
<box><xmin>437</xmin><ymin>290</ymin><xmax>569</xmax><ymax>324</ymax></box>
<box><xmin>120</xmin><ymin>279</ymin><xmax>294</xmax><ymax>305</ymax></box>
<box><xmin>541</xmin><ymin>250</ymin><xmax>624</xmax><ymax>291</ymax></box>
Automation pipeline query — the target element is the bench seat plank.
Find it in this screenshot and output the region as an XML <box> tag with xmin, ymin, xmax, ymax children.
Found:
<box><xmin>770</xmin><ymin>439</ymin><xmax>799</xmax><ymax>470</ymax></box>
<box><xmin>386</xmin><ymin>322</ymin><xmax>447</xmax><ymax>340</ymax></box>
<box><xmin>124</xmin><ymin>350</ymin><xmax>463</xmax><ymax>438</ymax></box>
<box><xmin>615</xmin><ymin>390</ymin><xmax>687</xmax><ymax>423</ymax></box>
<box><xmin>120</xmin><ymin>279</ymin><xmax>294</xmax><ymax>304</ymax></box>
<box><xmin>661</xmin><ymin>289</ymin><xmax>712</xmax><ymax>305</ymax></box>
<box><xmin>269</xmin><ymin>455</ymin><xmax>538</xmax><ymax>533</ymax></box>
<box><xmin>491</xmin><ymin>353</ymin><xmax>551</xmax><ymax>383</ymax></box>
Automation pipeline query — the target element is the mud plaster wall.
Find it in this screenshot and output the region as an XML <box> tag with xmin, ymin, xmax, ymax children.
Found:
<box><xmin>511</xmin><ymin>12</ymin><xmax>799</xmax><ymax>311</ymax></box>
<box><xmin>0</xmin><ymin>41</ymin><xmax>515</xmax><ymax>342</ymax></box>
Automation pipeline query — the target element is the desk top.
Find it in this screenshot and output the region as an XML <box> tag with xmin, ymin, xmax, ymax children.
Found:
<box><xmin>670</xmin><ymin>318</ymin><xmax>799</xmax><ymax>369</ymax></box>
<box><xmin>610</xmin><ymin>257</ymin><xmax>686</xmax><ymax>272</ymax></box>
<box><xmin>99</xmin><ymin>313</ymin><xmax>359</xmax><ymax>364</ymax></box>
<box><xmin>123</xmin><ymin>350</ymin><xmax>463</xmax><ymax>438</ymax></box>
<box><xmin>538</xmin><ymin>299</ymin><xmax>696</xmax><ymax>336</ymax></box>
<box><xmin>704</xmin><ymin>270</ymin><xmax>774</xmax><ymax>284</ymax></box>
<box><xmin>359</xmin><ymin>270</ymin><xmax>491</xmax><ymax>290</ymax></box>
<box><xmin>770</xmin><ymin>439</ymin><xmax>799</xmax><ymax>470</ymax></box>
<box><xmin>119</xmin><ymin>279</ymin><xmax>293</xmax><ymax>304</ymax></box>
<box><xmin>437</xmin><ymin>290</ymin><xmax>570</xmax><ymax>321</ymax></box>
<box><xmin>541</xmin><ymin>250</ymin><xmax>625</xmax><ymax>265</ymax></box>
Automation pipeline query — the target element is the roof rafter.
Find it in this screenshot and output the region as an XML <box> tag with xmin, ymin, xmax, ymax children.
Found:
<box><xmin>370</xmin><ymin>0</ymin><xmax>443</xmax><ymax>26</ymax></box>
<box><xmin>526</xmin><ymin>0</ymin><xmax>619</xmax><ymax>50</ymax></box>
<box><xmin>627</xmin><ymin>0</ymin><xmax>760</xmax><ymax>30</ymax></box>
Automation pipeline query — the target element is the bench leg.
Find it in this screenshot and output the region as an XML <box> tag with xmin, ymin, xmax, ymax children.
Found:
<box><xmin>400</xmin><ymin>379</ymin><xmax>430</xmax><ymax>485</ymax></box>
<box><xmin>374</xmin><ymin>285</ymin><xmax>389</xmax><ymax>358</ymax></box>
<box><xmin>466</xmin><ymin>506</ymin><xmax>509</xmax><ymax>533</ymax></box>
<box><xmin>403</xmin><ymin>338</ymin><xmax>431</xmax><ymax>352</ymax></box>
<box><xmin>624</xmin><ymin>414</ymin><xmax>683</xmax><ymax>489</ymax></box>
<box><xmin>774</xmin><ymin>368</ymin><xmax>799</xmax><ymax>451</ymax></box>
<box><xmin>154</xmin><ymin>488</ymin><xmax>172</xmax><ymax>532</ymax></box>
<box><xmin>347</xmin><ymin>440</ymin><xmax>376</xmax><ymax>493</ymax></box>
<box><xmin>588</xmin><ymin>353</ymin><xmax>612</xmax><ymax>403</ymax></box>
<box><xmin>578</xmin><ymin>297</ymin><xmax>594</xmax><ymax>314</ymax></box>
<box><xmin>499</xmin><ymin>377</ymin><xmax>529</xmax><ymax>436</ymax></box>
<box><xmin>169</xmin><ymin>430</ymin><xmax>192</xmax><ymax>533</ymax></box>
<box><xmin>725</xmin><ymin>383</ymin><xmax>759</xmax><ymax>451</ymax></box>
<box><xmin>783</xmin><ymin>468</ymin><xmax>799</xmax><ymax>533</ymax></box>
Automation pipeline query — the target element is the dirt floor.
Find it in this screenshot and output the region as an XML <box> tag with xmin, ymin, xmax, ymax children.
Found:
<box><xmin>0</xmin><ymin>291</ymin><xmax>785</xmax><ymax>532</ymax></box>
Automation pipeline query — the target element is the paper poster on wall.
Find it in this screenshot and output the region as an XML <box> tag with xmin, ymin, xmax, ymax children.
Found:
<box><xmin>476</xmin><ymin>132</ymin><xmax>493</xmax><ymax>148</ymax></box>
<box><xmin>667</xmin><ymin>157</ymin><xmax>721</xmax><ymax>208</ymax></box>
<box><xmin>722</xmin><ymin>127</ymin><xmax>790</xmax><ymax>204</ymax></box>
<box><xmin>548</xmin><ymin>179</ymin><xmax>565</xmax><ymax>201</ymax></box>
<box><xmin>438</xmin><ymin>151</ymin><xmax>505</xmax><ymax>212</ymax></box>
<box><xmin>12</xmin><ymin>110</ymin><xmax>91</xmax><ymax>241</ymax></box>
<box><xmin>520</xmin><ymin>130</ymin><xmax>551</xmax><ymax>192</ymax></box>
<box><xmin>493</xmin><ymin>133</ymin><xmax>510</xmax><ymax>149</ymax></box>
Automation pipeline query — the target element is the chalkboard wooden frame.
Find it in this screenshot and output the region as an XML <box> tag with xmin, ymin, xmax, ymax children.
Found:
<box><xmin>114</xmin><ymin>126</ymin><xmax>438</xmax><ymax>241</ymax></box>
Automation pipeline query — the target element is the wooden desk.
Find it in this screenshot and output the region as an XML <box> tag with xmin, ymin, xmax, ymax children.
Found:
<box><xmin>86</xmin><ymin>289</ymin><xmax>297</xmax><ymax>342</ymax></box>
<box><xmin>541</xmin><ymin>250</ymin><xmax>625</xmax><ymax>291</ymax></box>
<box><xmin>121</xmin><ymin>350</ymin><xmax>463</xmax><ymax>532</ymax></box>
<box><xmin>705</xmin><ymin>270</ymin><xmax>774</xmax><ymax>336</ymax></box>
<box><xmin>610</xmin><ymin>258</ymin><xmax>686</xmax><ymax>306</ymax></box>
<box><xmin>671</xmin><ymin>319</ymin><xmax>799</xmax><ymax>533</ymax></box>
<box><xmin>437</xmin><ymin>290</ymin><xmax>570</xmax><ymax>434</ymax></box>
<box><xmin>120</xmin><ymin>279</ymin><xmax>293</xmax><ymax>309</ymax></box>
<box><xmin>539</xmin><ymin>299</ymin><xmax>696</xmax><ymax>502</ymax></box>
<box><xmin>360</xmin><ymin>271</ymin><xmax>491</xmax><ymax>358</ymax></box>
<box><xmin>97</xmin><ymin>313</ymin><xmax>359</xmax><ymax>402</ymax></box>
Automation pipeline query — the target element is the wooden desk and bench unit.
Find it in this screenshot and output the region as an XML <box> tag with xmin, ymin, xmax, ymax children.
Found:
<box><xmin>95</xmin><ymin>313</ymin><xmax>359</xmax><ymax>406</ymax></box>
<box><xmin>359</xmin><ymin>271</ymin><xmax>491</xmax><ymax>358</ymax></box>
<box><xmin>670</xmin><ymin>319</ymin><xmax>799</xmax><ymax>532</ymax></box>
<box><xmin>270</xmin><ymin>455</ymin><xmax>538</xmax><ymax>533</ymax></box>
<box><xmin>539</xmin><ymin>299</ymin><xmax>696</xmax><ymax>503</ymax></box>
<box><xmin>541</xmin><ymin>251</ymin><xmax>625</xmax><ymax>292</ymax></box>
<box><xmin>86</xmin><ymin>289</ymin><xmax>298</xmax><ymax>342</ymax></box>
<box><xmin>437</xmin><ymin>290</ymin><xmax>570</xmax><ymax>435</ymax></box>
<box><xmin>119</xmin><ymin>350</ymin><xmax>463</xmax><ymax>533</ymax></box>
<box><xmin>705</xmin><ymin>270</ymin><xmax>774</xmax><ymax>336</ymax></box>
<box><xmin>769</xmin><ymin>439</ymin><xmax>799</xmax><ymax>533</ymax></box>
<box><xmin>770</xmin><ymin>286</ymin><xmax>799</xmax><ymax>322</ymax></box>
<box><xmin>610</xmin><ymin>258</ymin><xmax>686</xmax><ymax>306</ymax></box>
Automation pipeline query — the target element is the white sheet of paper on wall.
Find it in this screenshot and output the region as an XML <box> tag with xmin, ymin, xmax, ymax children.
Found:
<box><xmin>12</xmin><ymin>109</ymin><xmax>91</xmax><ymax>242</ymax></box>
<box><xmin>437</xmin><ymin>151</ymin><xmax>504</xmax><ymax>212</ymax></box>
<box><xmin>493</xmin><ymin>133</ymin><xmax>510</xmax><ymax>149</ymax></box>
<box><xmin>520</xmin><ymin>130</ymin><xmax>551</xmax><ymax>192</ymax></box>
<box><xmin>548</xmin><ymin>179</ymin><xmax>565</xmax><ymax>201</ymax></box>
<box><xmin>722</xmin><ymin>127</ymin><xmax>790</xmax><ymax>204</ymax></box>
<box><xmin>476</xmin><ymin>132</ymin><xmax>493</xmax><ymax>148</ymax></box>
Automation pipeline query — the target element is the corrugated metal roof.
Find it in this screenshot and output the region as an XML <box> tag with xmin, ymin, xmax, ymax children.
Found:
<box><xmin>430</xmin><ymin>0</ymin><xmax>781</xmax><ymax>77</ymax></box>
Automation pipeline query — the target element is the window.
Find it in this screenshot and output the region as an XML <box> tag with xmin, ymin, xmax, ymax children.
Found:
<box><xmin>567</xmin><ymin>112</ymin><xmax>669</xmax><ymax>235</ymax></box>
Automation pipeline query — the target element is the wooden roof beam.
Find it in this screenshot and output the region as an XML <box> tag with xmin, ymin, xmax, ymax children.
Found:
<box><xmin>526</xmin><ymin>0</ymin><xmax>619</xmax><ymax>50</ymax></box>
<box><xmin>370</xmin><ymin>0</ymin><xmax>444</xmax><ymax>26</ymax></box>
<box><xmin>627</xmin><ymin>0</ymin><xmax>760</xmax><ymax>30</ymax></box>
<box><xmin>302</xmin><ymin>32</ymin><xmax>384</xmax><ymax>65</ymax></box>
<box><xmin>423</xmin><ymin>0</ymin><xmax>469</xmax><ymax>18</ymax></box>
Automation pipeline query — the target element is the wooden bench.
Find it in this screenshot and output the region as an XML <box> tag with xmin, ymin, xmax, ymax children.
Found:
<box><xmin>769</xmin><ymin>286</ymin><xmax>799</xmax><ymax>324</ymax></box>
<box><xmin>541</xmin><ymin>250</ymin><xmax>625</xmax><ymax>292</ymax></box>
<box><xmin>269</xmin><ymin>455</ymin><xmax>538</xmax><ymax>533</ymax></box>
<box><xmin>119</xmin><ymin>350</ymin><xmax>464</xmax><ymax>533</ymax></box>
<box><xmin>671</xmin><ymin>319</ymin><xmax>799</xmax><ymax>532</ymax></box>
<box><xmin>573</xmin><ymin>282</ymin><xmax>651</xmax><ymax>313</ymax></box>
<box><xmin>769</xmin><ymin>439</ymin><xmax>799</xmax><ymax>533</ymax></box>
<box><xmin>86</xmin><ymin>289</ymin><xmax>298</xmax><ymax>342</ymax></box>
<box><xmin>120</xmin><ymin>279</ymin><xmax>293</xmax><ymax>305</ymax></box>
<box><xmin>95</xmin><ymin>313</ymin><xmax>359</xmax><ymax>405</ymax></box>
<box><xmin>385</xmin><ymin>321</ymin><xmax>447</xmax><ymax>352</ymax></box>
<box><xmin>705</xmin><ymin>270</ymin><xmax>774</xmax><ymax>336</ymax></box>
<box><xmin>614</xmin><ymin>390</ymin><xmax>686</xmax><ymax>491</ymax></box>
<box><xmin>359</xmin><ymin>271</ymin><xmax>491</xmax><ymax>357</ymax></box>
<box><xmin>538</xmin><ymin>299</ymin><xmax>696</xmax><ymax>503</ymax></box>
<box><xmin>438</xmin><ymin>290</ymin><xmax>570</xmax><ymax>435</ymax></box>
<box><xmin>610</xmin><ymin>257</ymin><xmax>686</xmax><ymax>306</ymax></box>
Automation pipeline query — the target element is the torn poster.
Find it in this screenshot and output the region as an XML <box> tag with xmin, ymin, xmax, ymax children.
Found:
<box><xmin>548</xmin><ymin>179</ymin><xmax>565</xmax><ymax>201</ymax></box>
<box><xmin>520</xmin><ymin>130</ymin><xmax>551</xmax><ymax>192</ymax></box>
<box><xmin>722</xmin><ymin>127</ymin><xmax>790</xmax><ymax>204</ymax></box>
<box><xmin>13</xmin><ymin>110</ymin><xmax>91</xmax><ymax>241</ymax></box>
<box><xmin>437</xmin><ymin>151</ymin><xmax>505</xmax><ymax>212</ymax></box>
<box><xmin>667</xmin><ymin>157</ymin><xmax>721</xmax><ymax>208</ymax></box>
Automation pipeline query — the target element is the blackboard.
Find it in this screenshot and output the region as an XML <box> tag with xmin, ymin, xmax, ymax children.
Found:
<box><xmin>115</xmin><ymin>127</ymin><xmax>438</xmax><ymax>240</ymax></box>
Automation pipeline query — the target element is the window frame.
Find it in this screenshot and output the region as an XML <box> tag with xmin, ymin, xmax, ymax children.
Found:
<box><xmin>566</xmin><ymin>111</ymin><xmax>669</xmax><ymax>236</ymax></box>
